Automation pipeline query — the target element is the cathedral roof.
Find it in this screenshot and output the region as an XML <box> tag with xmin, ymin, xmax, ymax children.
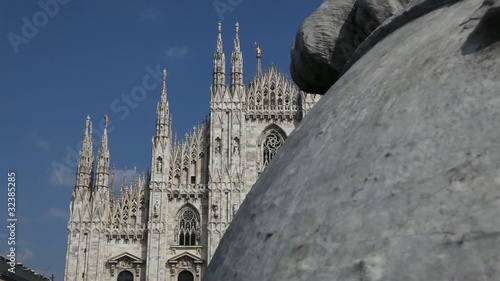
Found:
<box><xmin>246</xmin><ymin>64</ymin><xmax>303</xmax><ymax>117</ymax></box>
<box><xmin>247</xmin><ymin>64</ymin><xmax>299</xmax><ymax>95</ymax></box>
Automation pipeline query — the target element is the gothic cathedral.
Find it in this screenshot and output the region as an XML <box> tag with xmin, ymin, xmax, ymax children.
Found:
<box><xmin>64</xmin><ymin>22</ymin><xmax>320</xmax><ymax>281</ymax></box>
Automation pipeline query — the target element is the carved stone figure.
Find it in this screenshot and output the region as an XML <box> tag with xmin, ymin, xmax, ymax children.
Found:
<box><xmin>118</xmin><ymin>259</ymin><xmax>132</xmax><ymax>268</ymax></box>
<box><xmin>212</xmin><ymin>202</ymin><xmax>219</xmax><ymax>219</ymax></box>
<box><xmin>215</xmin><ymin>139</ymin><xmax>221</xmax><ymax>154</ymax></box>
<box><xmin>156</xmin><ymin>157</ymin><xmax>162</xmax><ymax>173</ymax></box>
<box><xmin>153</xmin><ymin>200</ymin><xmax>159</xmax><ymax>218</ymax></box>
<box><xmin>233</xmin><ymin>138</ymin><xmax>240</xmax><ymax>155</ymax></box>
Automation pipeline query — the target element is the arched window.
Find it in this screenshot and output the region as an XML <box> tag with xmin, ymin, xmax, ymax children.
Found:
<box><xmin>183</xmin><ymin>167</ymin><xmax>188</xmax><ymax>184</ymax></box>
<box><xmin>262</xmin><ymin>130</ymin><xmax>285</xmax><ymax>168</ymax></box>
<box><xmin>178</xmin><ymin>271</ymin><xmax>194</xmax><ymax>281</ymax></box>
<box><xmin>190</xmin><ymin>160</ymin><xmax>196</xmax><ymax>184</ymax></box>
<box><xmin>178</xmin><ymin>207</ymin><xmax>200</xmax><ymax>246</ymax></box>
<box><xmin>118</xmin><ymin>270</ymin><xmax>134</xmax><ymax>281</ymax></box>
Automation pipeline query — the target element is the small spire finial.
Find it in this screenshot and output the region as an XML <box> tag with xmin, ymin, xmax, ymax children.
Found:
<box><xmin>218</xmin><ymin>21</ymin><xmax>222</xmax><ymax>33</ymax></box>
<box><xmin>104</xmin><ymin>114</ymin><xmax>109</xmax><ymax>129</ymax></box>
<box><xmin>233</xmin><ymin>22</ymin><xmax>241</xmax><ymax>52</ymax></box>
<box><xmin>160</xmin><ymin>68</ymin><xmax>167</xmax><ymax>101</ymax></box>
<box><xmin>85</xmin><ymin>115</ymin><xmax>92</xmax><ymax>136</ymax></box>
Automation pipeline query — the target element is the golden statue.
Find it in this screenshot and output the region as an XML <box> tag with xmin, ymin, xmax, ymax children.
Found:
<box><xmin>255</xmin><ymin>42</ymin><xmax>261</xmax><ymax>58</ymax></box>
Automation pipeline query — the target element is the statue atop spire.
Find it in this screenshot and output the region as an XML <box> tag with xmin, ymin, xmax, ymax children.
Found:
<box><xmin>102</xmin><ymin>114</ymin><xmax>109</xmax><ymax>144</ymax></box>
<box><xmin>76</xmin><ymin>115</ymin><xmax>94</xmax><ymax>189</ymax></box>
<box><xmin>231</xmin><ymin>22</ymin><xmax>243</xmax><ymax>89</ymax></box>
<box><xmin>100</xmin><ymin>114</ymin><xmax>109</xmax><ymax>150</ymax></box>
<box><xmin>155</xmin><ymin>67</ymin><xmax>170</xmax><ymax>138</ymax></box>
<box><xmin>255</xmin><ymin>42</ymin><xmax>262</xmax><ymax>76</ymax></box>
<box><xmin>161</xmin><ymin>68</ymin><xmax>167</xmax><ymax>101</ymax></box>
<box><xmin>216</xmin><ymin>21</ymin><xmax>223</xmax><ymax>53</ymax></box>
<box><xmin>104</xmin><ymin>114</ymin><xmax>109</xmax><ymax>130</ymax></box>
<box><xmin>234</xmin><ymin>22</ymin><xmax>240</xmax><ymax>51</ymax></box>
<box><xmin>83</xmin><ymin>115</ymin><xmax>93</xmax><ymax>151</ymax></box>
<box><xmin>86</xmin><ymin>115</ymin><xmax>92</xmax><ymax>137</ymax></box>
<box><xmin>213</xmin><ymin>21</ymin><xmax>226</xmax><ymax>87</ymax></box>
<box><xmin>95</xmin><ymin>114</ymin><xmax>110</xmax><ymax>189</ymax></box>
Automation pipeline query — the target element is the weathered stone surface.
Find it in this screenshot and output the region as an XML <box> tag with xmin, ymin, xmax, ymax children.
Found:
<box><xmin>290</xmin><ymin>0</ymin><xmax>412</xmax><ymax>95</ymax></box>
<box><xmin>204</xmin><ymin>0</ymin><xmax>500</xmax><ymax>280</ymax></box>
<box><xmin>343</xmin><ymin>0</ymin><xmax>464</xmax><ymax>73</ymax></box>
<box><xmin>290</xmin><ymin>0</ymin><xmax>357</xmax><ymax>94</ymax></box>
<box><xmin>355</xmin><ymin>0</ymin><xmax>410</xmax><ymax>33</ymax></box>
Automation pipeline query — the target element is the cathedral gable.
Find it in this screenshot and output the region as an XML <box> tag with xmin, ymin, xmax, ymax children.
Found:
<box><xmin>167</xmin><ymin>252</ymin><xmax>203</xmax><ymax>280</ymax></box>
<box><xmin>107</xmin><ymin>252</ymin><xmax>143</xmax><ymax>277</ymax></box>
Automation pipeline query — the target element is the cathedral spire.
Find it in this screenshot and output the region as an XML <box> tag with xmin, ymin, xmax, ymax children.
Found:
<box><xmin>155</xmin><ymin>69</ymin><xmax>170</xmax><ymax>138</ymax></box>
<box><xmin>217</xmin><ymin>21</ymin><xmax>223</xmax><ymax>53</ymax></box>
<box><xmin>75</xmin><ymin>115</ymin><xmax>94</xmax><ymax>188</ymax></box>
<box><xmin>109</xmin><ymin>164</ymin><xmax>116</xmax><ymax>203</ymax></box>
<box><xmin>95</xmin><ymin>114</ymin><xmax>110</xmax><ymax>189</ymax></box>
<box><xmin>213</xmin><ymin>21</ymin><xmax>226</xmax><ymax>86</ymax></box>
<box><xmin>255</xmin><ymin>42</ymin><xmax>262</xmax><ymax>77</ymax></box>
<box><xmin>161</xmin><ymin>68</ymin><xmax>167</xmax><ymax>102</ymax></box>
<box><xmin>231</xmin><ymin>22</ymin><xmax>243</xmax><ymax>89</ymax></box>
<box><xmin>234</xmin><ymin>22</ymin><xmax>240</xmax><ymax>52</ymax></box>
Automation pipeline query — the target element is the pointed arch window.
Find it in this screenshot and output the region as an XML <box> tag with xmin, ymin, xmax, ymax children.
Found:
<box><xmin>262</xmin><ymin>130</ymin><xmax>285</xmax><ymax>168</ymax></box>
<box><xmin>190</xmin><ymin>160</ymin><xmax>196</xmax><ymax>184</ymax></box>
<box><xmin>182</xmin><ymin>167</ymin><xmax>188</xmax><ymax>184</ymax></box>
<box><xmin>177</xmin><ymin>207</ymin><xmax>200</xmax><ymax>246</ymax></box>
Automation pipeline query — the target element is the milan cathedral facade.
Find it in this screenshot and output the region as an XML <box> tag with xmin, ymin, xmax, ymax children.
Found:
<box><xmin>64</xmin><ymin>22</ymin><xmax>320</xmax><ymax>281</ymax></box>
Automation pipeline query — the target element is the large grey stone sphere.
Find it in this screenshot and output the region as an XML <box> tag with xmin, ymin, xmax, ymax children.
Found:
<box><xmin>204</xmin><ymin>0</ymin><xmax>500</xmax><ymax>280</ymax></box>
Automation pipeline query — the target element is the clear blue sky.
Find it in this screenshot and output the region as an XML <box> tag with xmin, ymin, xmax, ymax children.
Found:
<box><xmin>0</xmin><ymin>0</ymin><xmax>320</xmax><ymax>278</ymax></box>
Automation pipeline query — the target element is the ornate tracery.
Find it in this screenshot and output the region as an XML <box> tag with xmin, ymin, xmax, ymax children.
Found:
<box><xmin>262</xmin><ymin>130</ymin><xmax>285</xmax><ymax>168</ymax></box>
<box><xmin>177</xmin><ymin>207</ymin><xmax>200</xmax><ymax>246</ymax></box>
